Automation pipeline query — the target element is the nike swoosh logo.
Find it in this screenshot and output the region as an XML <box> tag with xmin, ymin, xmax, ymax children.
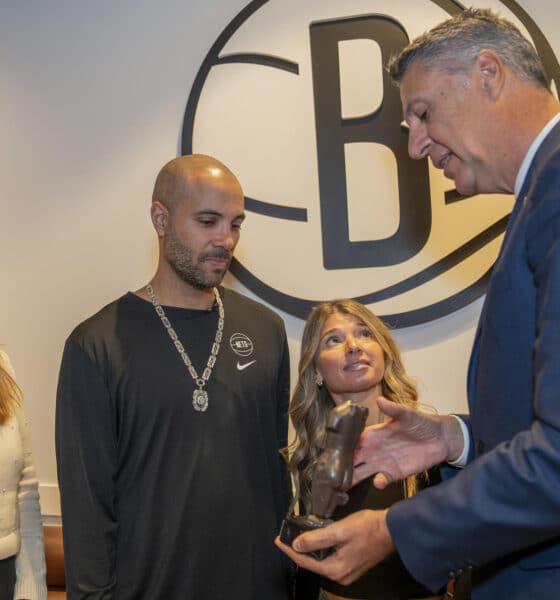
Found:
<box><xmin>237</xmin><ymin>360</ymin><xmax>256</xmax><ymax>371</ymax></box>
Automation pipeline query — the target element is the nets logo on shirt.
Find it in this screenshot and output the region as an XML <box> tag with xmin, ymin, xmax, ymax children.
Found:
<box><xmin>182</xmin><ymin>0</ymin><xmax>559</xmax><ymax>327</ymax></box>
<box><xmin>230</xmin><ymin>333</ymin><xmax>254</xmax><ymax>357</ymax></box>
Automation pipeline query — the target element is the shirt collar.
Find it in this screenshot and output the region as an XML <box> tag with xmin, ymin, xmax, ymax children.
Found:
<box><xmin>514</xmin><ymin>112</ymin><xmax>560</xmax><ymax>198</ymax></box>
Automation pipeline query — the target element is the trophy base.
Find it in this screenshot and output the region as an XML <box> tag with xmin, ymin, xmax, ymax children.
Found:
<box><xmin>279</xmin><ymin>514</ymin><xmax>334</xmax><ymax>560</ymax></box>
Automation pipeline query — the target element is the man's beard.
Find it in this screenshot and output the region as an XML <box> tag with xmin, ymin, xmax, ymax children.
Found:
<box><xmin>164</xmin><ymin>232</ymin><xmax>231</xmax><ymax>290</ymax></box>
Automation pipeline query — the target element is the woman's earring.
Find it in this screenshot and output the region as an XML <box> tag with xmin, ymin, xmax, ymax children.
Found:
<box><xmin>316</xmin><ymin>374</ymin><xmax>323</xmax><ymax>388</ymax></box>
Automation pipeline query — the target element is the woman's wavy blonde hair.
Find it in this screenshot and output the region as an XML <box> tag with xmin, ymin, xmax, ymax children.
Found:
<box><xmin>0</xmin><ymin>359</ymin><xmax>20</xmax><ymax>424</ymax></box>
<box><xmin>285</xmin><ymin>299</ymin><xmax>421</xmax><ymax>514</ymax></box>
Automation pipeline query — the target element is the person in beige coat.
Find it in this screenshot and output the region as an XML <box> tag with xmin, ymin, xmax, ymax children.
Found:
<box><xmin>0</xmin><ymin>349</ymin><xmax>46</xmax><ymax>600</ymax></box>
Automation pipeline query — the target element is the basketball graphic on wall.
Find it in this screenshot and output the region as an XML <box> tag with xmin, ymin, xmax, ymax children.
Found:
<box><xmin>182</xmin><ymin>0</ymin><xmax>560</xmax><ymax>326</ymax></box>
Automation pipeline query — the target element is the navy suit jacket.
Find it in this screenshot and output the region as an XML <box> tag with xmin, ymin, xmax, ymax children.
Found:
<box><xmin>387</xmin><ymin>120</ymin><xmax>560</xmax><ymax>599</ymax></box>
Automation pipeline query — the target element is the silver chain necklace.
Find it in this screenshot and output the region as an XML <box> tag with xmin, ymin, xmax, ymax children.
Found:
<box><xmin>146</xmin><ymin>284</ymin><xmax>224</xmax><ymax>412</ymax></box>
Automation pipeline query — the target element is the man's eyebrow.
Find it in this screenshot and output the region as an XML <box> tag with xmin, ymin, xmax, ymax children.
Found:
<box><xmin>193</xmin><ymin>209</ymin><xmax>246</xmax><ymax>221</ymax></box>
<box><xmin>193</xmin><ymin>209</ymin><xmax>222</xmax><ymax>217</ymax></box>
<box><xmin>404</xmin><ymin>102</ymin><xmax>416</xmax><ymax>120</ymax></box>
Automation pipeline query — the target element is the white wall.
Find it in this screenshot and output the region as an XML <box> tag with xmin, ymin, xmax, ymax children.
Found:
<box><xmin>1</xmin><ymin>0</ymin><xmax>558</xmax><ymax>517</ymax></box>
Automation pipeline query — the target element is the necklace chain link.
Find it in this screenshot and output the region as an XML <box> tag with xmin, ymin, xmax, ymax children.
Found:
<box><xmin>146</xmin><ymin>284</ymin><xmax>224</xmax><ymax>412</ymax></box>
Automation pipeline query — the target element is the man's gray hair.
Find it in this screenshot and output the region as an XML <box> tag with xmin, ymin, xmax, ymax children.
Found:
<box><xmin>388</xmin><ymin>8</ymin><xmax>548</xmax><ymax>89</ymax></box>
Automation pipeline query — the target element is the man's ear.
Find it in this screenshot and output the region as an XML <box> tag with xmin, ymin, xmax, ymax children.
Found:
<box><xmin>476</xmin><ymin>49</ymin><xmax>504</xmax><ymax>100</ymax></box>
<box><xmin>151</xmin><ymin>201</ymin><xmax>169</xmax><ymax>237</ymax></box>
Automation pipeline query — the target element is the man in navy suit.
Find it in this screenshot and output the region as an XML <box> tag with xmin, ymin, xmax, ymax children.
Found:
<box><xmin>276</xmin><ymin>8</ymin><xmax>560</xmax><ymax>598</ymax></box>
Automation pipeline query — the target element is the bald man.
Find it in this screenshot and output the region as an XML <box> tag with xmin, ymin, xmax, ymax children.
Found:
<box><xmin>56</xmin><ymin>155</ymin><xmax>292</xmax><ymax>599</ymax></box>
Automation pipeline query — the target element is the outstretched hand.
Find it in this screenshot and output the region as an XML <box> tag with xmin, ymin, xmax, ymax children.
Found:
<box><xmin>352</xmin><ymin>397</ymin><xmax>463</xmax><ymax>488</ymax></box>
<box><xmin>275</xmin><ymin>509</ymin><xmax>394</xmax><ymax>585</ymax></box>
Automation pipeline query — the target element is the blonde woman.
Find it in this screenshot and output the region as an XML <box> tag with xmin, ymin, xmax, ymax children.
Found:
<box><xmin>0</xmin><ymin>350</ymin><xmax>46</xmax><ymax>600</ymax></box>
<box><xmin>285</xmin><ymin>300</ymin><xmax>440</xmax><ymax>600</ymax></box>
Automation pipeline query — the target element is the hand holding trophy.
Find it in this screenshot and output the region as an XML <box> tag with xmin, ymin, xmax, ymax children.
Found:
<box><xmin>280</xmin><ymin>400</ymin><xmax>368</xmax><ymax>559</ymax></box>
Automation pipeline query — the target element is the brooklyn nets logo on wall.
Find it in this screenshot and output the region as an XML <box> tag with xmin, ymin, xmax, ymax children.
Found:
<box><xmin>182</xmin><ymin>0</ymin><xmax>559</xmax><ymax>327</ymax></box>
